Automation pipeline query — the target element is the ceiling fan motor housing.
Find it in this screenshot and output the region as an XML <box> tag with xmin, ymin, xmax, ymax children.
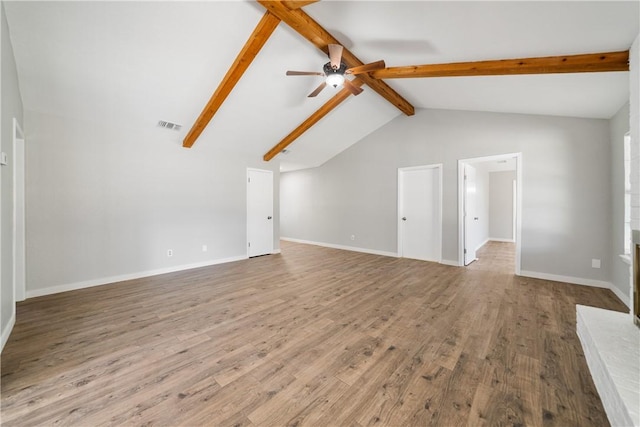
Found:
<box><xmin>323</xmin><ymin>61</ymin><xmax>347</xmax><ymax>86</ymax></box>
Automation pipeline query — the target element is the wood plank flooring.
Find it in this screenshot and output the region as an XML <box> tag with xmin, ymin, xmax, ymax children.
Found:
<box><xmin>1</xmin><ymin>240</ymin><xmax>627</xmax><ymax>426</ymax></box>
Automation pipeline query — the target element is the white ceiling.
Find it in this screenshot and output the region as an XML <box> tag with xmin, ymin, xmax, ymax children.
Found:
<box><xmin>5</xmin><ymin>1</ymin><xmax>639</xmax><ymax>171</ymax></box>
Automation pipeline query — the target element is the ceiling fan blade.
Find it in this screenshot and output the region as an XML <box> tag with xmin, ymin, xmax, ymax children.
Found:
<box><xmin>343</xmin><ymin>79</ymin><xmax>364</xmax><ymax>96</ymax></box>
<box><xmin>346</xmin><ymin>60</ymin><xmax>386</xmax><ymax>75</ymax></box>
<box><xmin>308</xmin><ymin>81</ymin><xmax>327</xmax><ymax>97</ymax></box>
<box><xmin>328</xmin><ymin>44</ymin><xmax>343</xmax><ymax>69</ymax></box>
<box><xmin>286</xmin><ymin>70</ymin><xmax>325</xmax><ymax>76</ymax></box>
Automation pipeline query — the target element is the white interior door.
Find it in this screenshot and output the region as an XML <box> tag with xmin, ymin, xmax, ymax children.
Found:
<box><xmin>398</xmin><ymin>166</ymin><xmax>441</xmax><ymax>262</ymax></box>
<box><xmin>464</xmin><ymin>164</ymin><xmax>478</xmax><ymax>265</ymax></box>
<box><xmin>247</xmin><ymin>169</ymin><xmax>273</xmax><ymax>257</ymax></box>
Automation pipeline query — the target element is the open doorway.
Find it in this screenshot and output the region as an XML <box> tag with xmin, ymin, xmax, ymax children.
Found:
<box><xmin>458</xmin><ymin>153</ymin><xmax>521</xmax><ymax>274</ymax></box>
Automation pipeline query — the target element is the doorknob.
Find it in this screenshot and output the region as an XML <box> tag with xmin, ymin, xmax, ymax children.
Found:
<box><xmin>267</xmin><ymin>216</ymin><xmax>272</xmax><ymax>220</ymax></box>
<box><xmin>474</xmin><ymin>217</ymin><xmax>479</xmax><ymax>220</ymax></box>
<box><xmin>402</xmin><ymin>217</ymin><xmax>407</xmax><ymax>221</ymax></box>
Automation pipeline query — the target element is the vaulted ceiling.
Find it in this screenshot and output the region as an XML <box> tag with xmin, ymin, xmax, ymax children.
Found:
<box><xmin>5</xmin><ymin>1</ymin><xmax>639</xmax><ymax>171</ymax></box>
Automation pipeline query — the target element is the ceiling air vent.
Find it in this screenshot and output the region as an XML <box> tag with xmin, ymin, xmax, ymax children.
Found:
<box><xmin>157</xmin><ymin>120</ymin><xmax>182</xmax><ymax>131</ymax></box>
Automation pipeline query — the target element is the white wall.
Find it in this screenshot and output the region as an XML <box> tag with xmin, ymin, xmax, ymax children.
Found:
<box><xmin>489</xmin><ymin>170</ymin><xmax>517</xmax><ymax>241</ymax></box>
<box><xmin>1</xmin><ymin>2</ymin><xmax>24</xmax><ymax>350</ymax></box>
<box><xmin>281</xmin><ymin>108</ymin><xmax>612</xmax><ymax>283</ymax></box>
<box><xmin>25</xmin><ymin>109</ymin><xmax>279</xmax><ymax>296</ymax></box>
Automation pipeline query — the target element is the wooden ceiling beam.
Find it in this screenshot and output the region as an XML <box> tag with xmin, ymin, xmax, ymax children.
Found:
<box><xmin>263</xmin><ymin>79</ymin><xmax>364</xmax><ymax>161</ymax></box>
<box><xmin>257</xmin><ymin>0</ymin><xmax>415</xmax><ymax>116</ymax></box>
<box><xmin>372</xmin><ymin>50</ymin><xmax>629</xmax><ymax>79</ymax></box>
<box><xmin>182</xmin><ymin>11</ymin><xmax>281</xmax><ymax>148</ymax></box>
<box><xmin>282</xmin><ymin>0</ymin><xmax>319</xmax><ymax>9</ymax></box>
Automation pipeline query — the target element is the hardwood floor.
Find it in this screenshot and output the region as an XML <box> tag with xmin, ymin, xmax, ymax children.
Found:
<box><xmin>1</xmin><ymin>240</ymin><xmax>626</xmax><ymax>426</ymax></box>
<box><xmin>467</xmin><ymin>240</ymin><xmax>517</xmax><ymax>272</ymax></box>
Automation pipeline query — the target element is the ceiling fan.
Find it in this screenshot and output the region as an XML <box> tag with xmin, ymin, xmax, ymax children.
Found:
<box><xmin>286</xmin><ymin>44</ymin><xmax>385</xmax><ymax>97</ymax></box>
<box><xmin>183</xmin><ymin>2</ymin><xmax>629</xmax><ymax>154</ymax></box>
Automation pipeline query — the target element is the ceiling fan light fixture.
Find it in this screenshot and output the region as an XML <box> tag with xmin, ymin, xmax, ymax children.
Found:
<box><xmin>323</xmin><ymin>61</ymin><xmax>347</xmax><ymax>88</ymax></box>
<box><xmin>326</xmin><ymin>73</ymin><xmax>345</xmax><ymax>88</ymax></box>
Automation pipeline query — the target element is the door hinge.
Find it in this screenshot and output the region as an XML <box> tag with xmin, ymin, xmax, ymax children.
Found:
<box><xmin>464</xmin><ymin>248</ymin><xmax>467</xmax><ymax>254</ymax></box>
<box><xmin>248</xmin><ymin>242</ymin><xmax>251</xmax><ymax>247</ymax></box>
<box><xmin>248</xmin><ymin>177</ymin><xmax>251</xmax><ymax>183</ymax></box>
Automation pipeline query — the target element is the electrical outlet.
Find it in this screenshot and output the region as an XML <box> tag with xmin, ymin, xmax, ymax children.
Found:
<box><xmin>350</xmin><ymin>235</ymin><xmax>355</xmax><ymax>241</ymax></box>
<box><xmin>167</xmin><ymin>249</ymin><xmax>173</xmax><ymax>257</ymax></box>
<box><xmin>202</xmin><ymin>245</ymin><xmax>207</xmax><ymax>252</ymax></box>
<box><xmin>591</xmin><ymin>259</ymin><xmax>601</xmax><ymax>268</ymax></box>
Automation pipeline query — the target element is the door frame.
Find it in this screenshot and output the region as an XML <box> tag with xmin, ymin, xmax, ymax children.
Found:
<box><xmin>246</xmin><ymin>167</ymin><xmax>274</xmax><ymax>258</ymax></box>
<box><xmin>397</xmin><ymin>164</ymin><xmax>443</xmax><ymax>262</ymax></box>
<box><xmin>463</xmin><ymin>163</ymin><xmax>478</xmax><ymax>265</ymax></box>
<box><xmin>457</xmin><ymin>153</ymin><xmax>522</xmax><ymax>274</ymax></box>
<box><xmin>13</xmin><ymin>118</ymin><xmax>26</xmax><ymax>302</ymax></box>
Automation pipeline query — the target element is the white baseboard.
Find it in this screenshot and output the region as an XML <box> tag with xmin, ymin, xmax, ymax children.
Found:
<box><xmin>271</xmin><ymin>249</ymin><xmax>281</xmax><ymax>255</ymax></box>
<box><xmin>519</xmin><ymin>270</ymin><xmax>630</xmax><ymax>308</ymax></box>
<box><xmin>1</xmin><ymin>309</ymin><xmax>16</xmax><ymax>353</ymax></box>
<box><xmin>281</xmin><ymin>237</ymin><xmax>465</xmax><ymax>267</ymax></box>
<box><xmin>607</xmin><ymin>284</ymin><xmax>632</xmax><ymax>309</ymax></box>
<box><xmin>475</xmin><ymin>238</ymin><xmax>490</xmax><ymax>252</ymax></box>
<box><xmin>281</xmin><ymin>237</ymin><xmax>398</xmax><ymax>258</ymax></box>
<box><xmin>26</xmin><ymin>255</ymin><xmax>248</xmax><ymax>299</ymax></box>
<box><xmin>489</xmin><ymin>237</ymin><xmax>515</xmax><ymax>243</ymax></box>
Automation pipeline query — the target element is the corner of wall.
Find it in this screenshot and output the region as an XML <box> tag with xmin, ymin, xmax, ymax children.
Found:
<box><xmin>0</xmin><ymin>0</ymin><xmax>24</xmax><ymax>354</ymax></box>
<box><xmin>1</xmin><ymin>309</ymin><xmax>15</xmax><ymax>352</ymax></box>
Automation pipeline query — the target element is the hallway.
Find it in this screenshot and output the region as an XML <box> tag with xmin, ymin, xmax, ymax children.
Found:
<box><xmin>468</xmin><ymin>240</ymin><xmax>516</xmax><ymax>273</ymax></box>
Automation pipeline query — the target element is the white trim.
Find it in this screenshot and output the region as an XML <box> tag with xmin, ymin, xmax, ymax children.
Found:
<box><xmin>280</xmin><ymin>241</ymin><xmax>464</xmax><ymax>268</ymax></box>
<box><xmin>397</xmin><ymin>163</ymin><xmax>443</xmax><ymax>263</ymax></box>
<box><xmin>457</xmin><ymin>161</ymin><xmax>465</xmax><ymax>266</ymax></box>
<box><xmin>512</xmin><ymin>179</ymin><xmax>517</xmax><ymax>242</ymax></box>
<box><xmin>12</xmin><ymin>117</ymin><xmax>26</xmax><ymax>302</ymax></box>
<box><xmin>608</xmin><ymin>284</ymin><xmax>632</xmax><ymax>309</ymax></box>
<box><xmin>271</xmin><ymin>249</ymin><xmax>281</xmax><ymax>255</ymax></box>
<box><xmin>26</xmin><ymin>255</ymin><xmax>247</xmax><ymax>299</ymax></box>
<box><xmin>520</xmin><ymin>270</ymin><xmax>612</xmax><ymax>288</ymax></box>
<box><xmin>489</xmin><ymin>237</ymin><xmax>515</xmax><ymax>243</ymax></box>
<box><xmin>515</xmin><ymin>155</ymin><xmax>522</xmax><ymax>275</ymax></box>
<box><xmin>458</xmin><ymin>152</ymin><xmax>522</xmax><ymax>273</ymax></box>
<box><xmin>520</xmin><ymin>270</ymin><xmax>630</xmax><ymax>308</ymax></box>
<box><xmin>281</xmin><ymin>237</ymin><xmax>398</xmax><ymax>258</ymax></box>
<box><xmin>13</xmin><ymin>117</ymin><xmax>24</xmax><ymax>139</ymax></box>
<box><xmin>1</xmin><ymin>310</ymin><xmax>16</xmax><ymax>353</ymax></box>
<box><xmin>619</xmin><ymin>254</ymin><xmax>631</xmax><ymax>265</ymax></box>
